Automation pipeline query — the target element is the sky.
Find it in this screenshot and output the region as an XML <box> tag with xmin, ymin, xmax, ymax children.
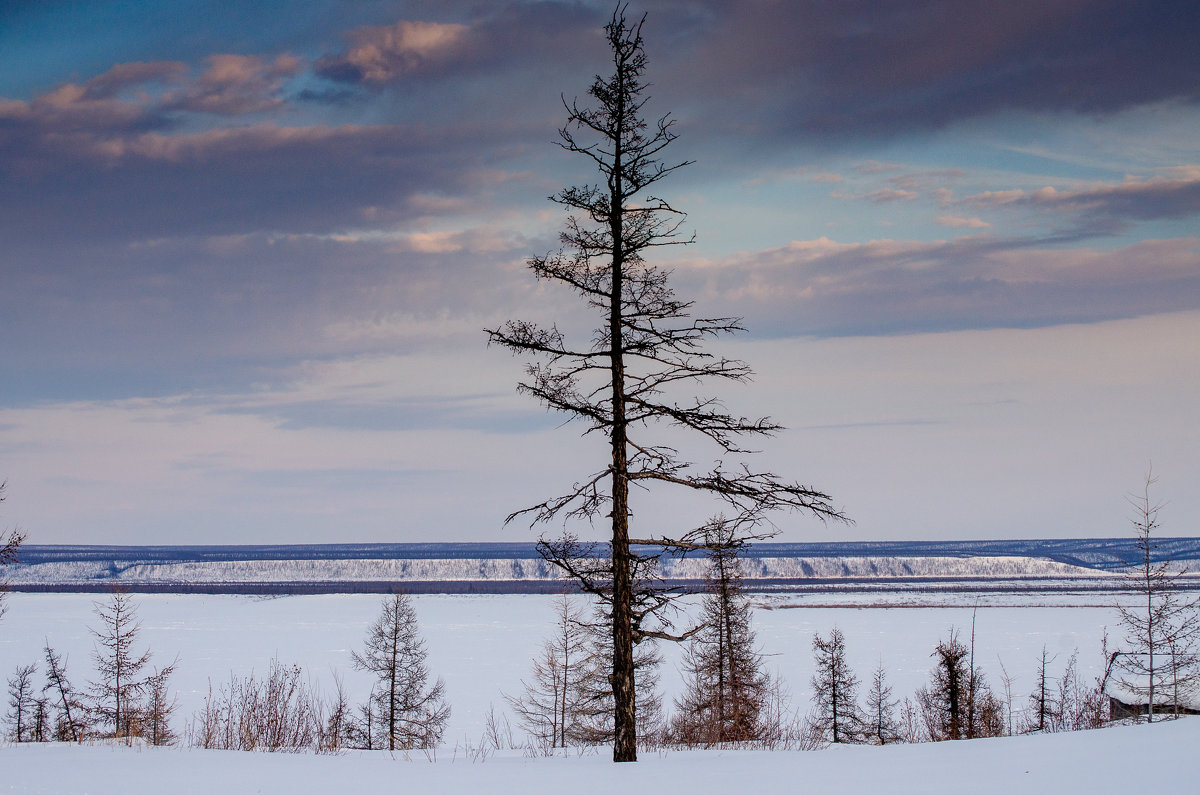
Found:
<box><xmin>1</xmin><ymin>0</ymin><xmax>1198</xmax><ymax>546</ymax></box>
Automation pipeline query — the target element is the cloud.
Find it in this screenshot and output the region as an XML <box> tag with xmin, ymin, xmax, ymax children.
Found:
<box><xmin>676</xmin><ymin>235</ymin><xmax>1200</xmax><ymax>336</ymax></box>
<box><xmin>163</xmin><ymin>54</ymin><xmax>302</xmax><ymax>115</ymax></box>
<box><xmin>315</xmin><ymin>4</ymin><xmax>600</xmax><ymax>86</ymax></box>
<box><xmin>936</xmin><ymin>215</ymin><xmax>992</xmax><ymax>229</ymax></box>
<box><xmin>962</xmin><ymin>171</ymin><xmax>1200</xmax><ymax>235</ymax></box>
<box><xmin>83</xmin><ymin>61</ymin><xmax>189</xmax><ymax>98</ymax></box>
<box><xmin>663</xmin><ymin>0</ymin><xmax>1200</xmax><ymax>141</ymax></box>
<box><xmin>866</xmin><ymin>188</ymin><xmax>919</xmax><ymax>203</ymax></box>
<box><xmin>0</xmin><ymin>54</ymin><xmax>297</xmax><ymax>135</ymax></box>
<box><xmin>0</xmin><ymin>113</ymin><xmax>540</xmax><ymax>244</ymax></box>
<box><xmin>315</xmin><ymin>21</ymin><xmax>470</xmax><ymax>83</ymax></box>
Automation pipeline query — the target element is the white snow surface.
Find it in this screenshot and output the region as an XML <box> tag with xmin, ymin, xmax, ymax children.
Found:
<box><xmin>2</xmin><ymin>718</ymin><xmax>1197</xmax><ymax>793</ymax></box>
<box><xmin>0</xmin><ymin>591</ymin><xmax>1167</xmax><ymax>793</ymax></box>
<box><xmin>0</xmin><ymin>591</ymin><xmax>1124</xmax><ymax>742</ymax></box>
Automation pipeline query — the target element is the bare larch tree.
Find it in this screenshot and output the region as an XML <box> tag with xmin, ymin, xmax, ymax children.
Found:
<box><xmin>352</xmin><ymin>593</ymin><xmax>449</xmax><ymax>750</ymax></box>
<box><xmin>89</xmin><ymin>589</ymin><xmax>154</xmax><ymax>740</ymax></box>
<box><xmin>863</xmin><ymin>659</ymin><xmax>901</xmax><ymax>745</ymax></box>
<box><xmin>671</xmin><ymin>526</ymin><xmax>771</xmax><ymax>746</ymax></box>
<box><xmin>1114</xmin><ymin>470</ymin><xmax>1199</xmax><ymax>721</ymax></box>
<box><xmin>1024</xmin><ymin>645</ymin><xmax>1054</xmax><ymax>732</ymax></box>
<box><xmin>44</xmin><ymin>642</ymin><xmax>85</xmax><ymax>742</ymax></box>
<box><xmin>917</xmin><ymin>628</ymin><xmax>1003</xmax><ymax>741</ymax></box>
<box><xmin>5</xmin><ymin>662</ymin><xmax>37</xmax><ymax>742</ymax></box>
<box><xmin>142</xmin><ymin>662</ymin><xmax>179</xmax><ymax>745</ymax></box>
<box><xmin>486</xmin><ymin>6</ymin><xmax>845</xmax><ymax>763</ymax></box>
<box><xmin>809</xmin><ymin>626</ymin><xmax>862</xmax><ymax>744</ymax></box>
<box><xmin>571</xmin><ymin>601</ymin><xmax>665</xmax><ymax>747</ymax></box>
<box><xmin>506</xmin><ymin>594</ymin><xmax>593</xmax><ymax>748</ymax></box>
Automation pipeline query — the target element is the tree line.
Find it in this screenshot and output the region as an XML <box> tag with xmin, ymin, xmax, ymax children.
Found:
<box><xmin>499</xmin><ymin>528</ymin><xmax>1191</xmax><ymax>755</ymax></box>
<box><xmin>4</xmin><ymin>590</ymin><xmax>449</xmax><ymax>753</ymax></box>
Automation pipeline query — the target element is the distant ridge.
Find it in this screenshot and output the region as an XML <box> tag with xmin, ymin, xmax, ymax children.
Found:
<box><xmin>16</xmin><ymin>537</ymin><xmax>1200</xmax><ymax>568</ymax></box>
<box><xmin>8</xmin><ymin>538</ymin><xmax>1200</xmax><ymax>595</ymax></box>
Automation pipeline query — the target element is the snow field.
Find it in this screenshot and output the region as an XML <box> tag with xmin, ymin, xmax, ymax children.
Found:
<box><xmin>2</xmin><ymin>715</ymin><xmax>1197</xmax><ymax>794</ymax></box>
<box><xmin>0</xmin><ymin>592</ymin><xmax>1119</xmax><ymax>746</ymax></box>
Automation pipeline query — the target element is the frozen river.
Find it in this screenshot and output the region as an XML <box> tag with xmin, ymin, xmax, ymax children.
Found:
<box><xmin>0</xmin><ymin>591</ymin><xmax>1124</xmax><ymax>745</ymax></box>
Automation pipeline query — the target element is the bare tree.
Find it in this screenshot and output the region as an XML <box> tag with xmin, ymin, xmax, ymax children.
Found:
<box><xmin>996</xmin><ymin>656</ymin><xmax>1016</xmax><ymax>736</ymax></box>
<box><xmin>863</xmin><ymin>659</ymin><xmax>901</xmax><ymax>745</ymax></box>
<box><xmin>672</xmin><ymin>530</ymin><xmax>772</xmax><ymax>746</ymax></box>
<box><xmin>319</xmin><ymin>673</ymin><xmax>352</xmax><ymax>753</ymax></box>
<box><xmin>142</xmin><ymin>662</ymin><xmax>179</xmax><ymax>746</ymax></box>
<box><xmin>0</xmin><ymin>481</ymin><xmax>26</xmax><ymax>624</ymax></box>
<box><xmin>352</xmin><ymin>593</ymin><xmax>449</xmax><ymax>750</ymax></box>
<box><xmin>1081</xmin><ymin>630</ymin><xmax>1117</xmax><ymax>728</ymax></box>
<box><xmin>1114</xmin><ymin>470</ymin><xmax>1199</xmax><ymax>722</ymax></box>
<box><xmin>28</xmin><ymin>694</ymin><xmax>48</xmax><ymax>743</ymax></box>
<box><xmin>1024</xmin><ymin>645</ymin><xmax>1055</xmax><ymax>733</ymax></box>
<box><xmin>89</xmin><ymin>588</ymin><xmax>153</xmax><ymax>740</ymax></box>
<box><xmin>43</xmin><ymin>643</ymin><xmax>86</xmax><ymax>742</ymax></box>
<box><xmin>189</xmin><ymin>660</ymin><xmax>323</xmax><ymax>753</ymax></box>
<box><xmin>486</xmin><ymin>6</ymin><xmax>845</xmax><ymax>762</ymax></box>
<box><xmin>5</xmin><ymin>662</ymin><xmax>37</xmax><ymax>742</ymax></box>
<box><xmin>809</xmin><ymin>627</ymin><xmax>862</xmax><ymax>744</ymax></box>
<box><xmin>350</xmin><ymin>684</ymin><xmax>377</xmax><ymax>750</ymax></box>
<box><xmin>506</xmin><ymin>594</ymin><xmax>593</xmax><ymax>748</ymax></box>
<box><xmin>1053</xmin><ymin>648</ymin><xmax>1091</xmax><ymax>732</ymax></box>
<box><xmin>918</xmin><ymin>628</ymin><xmax>1003</xmax><ymax>741</ymax></box>
<box><xmin>571</xmin><ymin>602</ymin><xmax>665</xmax><ymax>748</ymax></box>
<box><xmin>482</xmin><ymin>703</ymin><xmax>516</xmax><ymax>751</ymax></box>
<box><xmin>899</xmin><ymin>697</ymin><xmax>926</xmax><ymax>744</ymax></box>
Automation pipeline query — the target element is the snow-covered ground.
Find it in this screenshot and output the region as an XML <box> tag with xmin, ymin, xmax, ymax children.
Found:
<box><xmin>0</xmin><ymin>591</ymin><xmax>1124</xmax><ymax>744</ymax></box>
<box><xmin>2</xmin><ymin>590</ymin><xmax>1185</xmax><ymax>793</ymax></box>
<box><xmin>2</xmin><ymin>715</ymin><xmax>1196</xmax><ymax>793</ymax></box>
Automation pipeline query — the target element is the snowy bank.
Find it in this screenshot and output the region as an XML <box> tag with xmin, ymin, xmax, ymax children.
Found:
<box><xmin>2</xmin><ymin>718</ymin><xmax>1196</xmax><ymax>794</ymax></box>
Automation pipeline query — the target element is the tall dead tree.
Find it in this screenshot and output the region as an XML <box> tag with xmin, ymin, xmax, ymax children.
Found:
<box><xmin>1114</xmin><ymin>470</ymin><xmax>1199</xmax><ymax>722</ymax></box>
<box><xmin>486</xmin><ymin>6</ymin><xmax>844</xmax><ymax>763</ymax></box>
<box><xmin>572</xmin><ymin>605</ymin><xmax>665</xmax><ymax>748</ymax></box>
<box><xmin>352</xmin><ymin>593</ymin><xmax>449</xmax><ymax>750</ymax></box>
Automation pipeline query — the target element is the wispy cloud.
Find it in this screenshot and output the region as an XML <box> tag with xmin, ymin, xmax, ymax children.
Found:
<box><xmin>315</xmin><ymin>21</ymin><xmax>470</xmax><ymax>83</ymax></box>
<box><xmin>866</xmin><ymin>188</ymin><xmax>919</xmax><ymax>203</ymax></box>
<box><xmin>315</xmin><ymin>4</ymin><xmax>599</xmax><ymax>87</ymax></box>
<box><xmin>936</xmin><ymin>215</ymin><xmax>991</xmax><ymax>229</ymax></box>
<box><xmin>677</xmin><ymin>235</ymin><xmax>1200</xmax><ymax>336</ymax></box>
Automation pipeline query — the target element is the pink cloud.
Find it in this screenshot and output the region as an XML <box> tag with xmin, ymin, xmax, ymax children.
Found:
<box><xmin>318</xmin><ymin>20</ymin><xmax>470</xmax><ymax>83</ymax></box>
<box><xmin>936</xmin><ymin>215</ymin><xmax>991</xmax><ymax>229</ymax></box>
<box><xmin>84</xmin><ymin>61</ymin><xmax>188</xmax><ymax>98</ymax></box>
<box><xmin>164</xmin><ymin>54</ymin><xmax>303</xmax><ymax>116</ymax></box>
<box><xmin>964</xmin><ymin>173</ymin><xmax>1200</xmax><ymax>225</ymax></box>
